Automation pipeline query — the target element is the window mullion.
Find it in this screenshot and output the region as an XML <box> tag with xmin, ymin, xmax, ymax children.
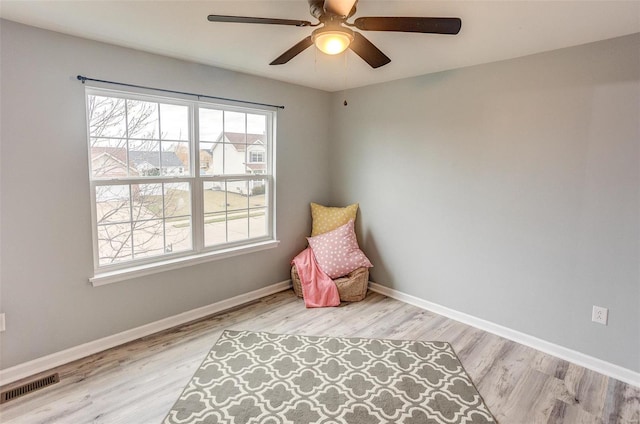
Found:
<box><xmin>192</xmin><ymin>104</ymin><xmax>204</xmax><ymax>252</ymax></box>
<box><xmin>268</xmin><ymin>112</ymin><xmax>275</xmax><ymax>240</ymax></box>
<box><xmin>128</xmin><ymin>184</ymin><xmax>135</xmax><ymax>262</ymax></box>
<box><xmin>221</xmin><ymin>111</ymin><xmax>226</xmax><ymax>177</ymax></box>
<box><xmin>246</xmin><ymin>176</ymin><xmax>250</xmax><ymax>238</ymax></box>
<box><xmin>161</xmin><ymin>182</ymin><xmax>167</xmax><ymax>254</ymax></box>
<box><xmin>90</xmin><ymin>181</ymin><xmax>100</xmax><ymax>270</ymax></box>
<box><xmin>224</xmin><ymin>181</ymin><xmax>229</xmax><ymax>243</ymax></box>
<box><xmin>157</xmin><ymin>102</ymin><xmax>163</xmax><ymax>178</ymax></box>
<box><xmin>125</xmin><ymin>98</ymin><xmax>131</xmax><ymax>178</ymax></box>
<box><xmin>125</xmin><ymin>101</ymin><xmax>135</xmax><ymax>262</ymax></box>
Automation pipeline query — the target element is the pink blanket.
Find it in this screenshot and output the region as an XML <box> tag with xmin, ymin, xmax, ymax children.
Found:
<box><xmin>292</xmin><ymin>248</ymin><xmax>340</xmax><ymax>308</ymax></box>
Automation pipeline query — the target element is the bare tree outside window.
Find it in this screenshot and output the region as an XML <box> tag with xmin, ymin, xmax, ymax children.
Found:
<box><xmin>88</xmin><ymin>94</ymin><xmax>192</xmax><ymax>265</ymax></box>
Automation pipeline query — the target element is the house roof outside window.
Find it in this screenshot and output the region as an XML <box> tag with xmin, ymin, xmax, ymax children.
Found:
<box><xmin>91</xmin><ymin>147</ymin><xmax>184</xmax><ymax>168</ymax></box>
<box><xmin>128</xmin><ymin>150</ymin><xmax>184</xmax><ymax>168</ymax></box>
<box><xmin>218</xmin><ymin>132</ymin><xmax>264</xmax><ymax>152</ymax></box>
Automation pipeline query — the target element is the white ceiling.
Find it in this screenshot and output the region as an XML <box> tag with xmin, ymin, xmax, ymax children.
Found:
<box><xmin>1</xmin><ymin>1</ymin><xmax>639</xmax><ymax>92</ymax></box>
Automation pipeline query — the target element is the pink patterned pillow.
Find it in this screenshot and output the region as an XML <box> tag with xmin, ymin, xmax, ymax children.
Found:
<box><xmin>307</xmin><ymin>219</ymin><xmax>372</xmax><ymax>279</ymax></box>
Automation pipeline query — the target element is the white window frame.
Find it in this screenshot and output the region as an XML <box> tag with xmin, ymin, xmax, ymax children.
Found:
<box><xmin>85</xmin><ymin>87</ymin><xmax>278</xmax><ymax>286</ymax></box>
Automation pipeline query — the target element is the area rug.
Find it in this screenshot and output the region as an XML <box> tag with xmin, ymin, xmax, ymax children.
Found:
<box><xmin>163</xmin><ymin>330</ymin><xmax>496</xmax><ymax>424</ymax></box>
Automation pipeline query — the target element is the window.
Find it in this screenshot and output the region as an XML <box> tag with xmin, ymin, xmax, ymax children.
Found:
<box><xmin>86</xmin><ymin>88</ymin><xmax>276</xmax><ymax>279</ymax></box>
<box><xmin>249</xmin><ymin>151</ymin><xmax>265</xmax><ymax>163</ymax></box>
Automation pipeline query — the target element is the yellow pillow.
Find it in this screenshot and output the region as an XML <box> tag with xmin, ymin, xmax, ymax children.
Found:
<box><xmin>310</xmin><ymin>202</ymin><xmax>359</xmax><ymax>236</ymax></box>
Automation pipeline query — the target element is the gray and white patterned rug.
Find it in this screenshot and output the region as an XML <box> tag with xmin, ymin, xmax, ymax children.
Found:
<box><xmin>163</xmin><ymin>330</ymin><xmax>496</xmax><ymax>424</ymax></box>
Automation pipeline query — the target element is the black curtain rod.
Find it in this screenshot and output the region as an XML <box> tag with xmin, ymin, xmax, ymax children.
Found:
<box><xmin>76</xmin><ymin>75</ymin><xmax>285</xmax><ymax>110</ymax></box>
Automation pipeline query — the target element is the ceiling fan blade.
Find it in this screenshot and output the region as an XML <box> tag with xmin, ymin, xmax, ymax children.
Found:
<box><xmin>323</xmin><ymin>0</ymin><xmax>358</xmax><ymax>17</ymax></box>
<box><xmin>270</xmin><ymin>36</ymin><xmax>314</xmax><ymax>65</ymax></box>
<box><xmin>207</xmin><ymin>15</ymin><xmax>312</xmax><ymax>27</ymax></box>
<box><xmin>354</xmin><ymin>17</ymin><xmax>461</xmax><ymax>34</ymax></box>
<box><xmin>349</xmin><ymin>32</ymin><xmax>391</xmax><ymax>69</ymax></box>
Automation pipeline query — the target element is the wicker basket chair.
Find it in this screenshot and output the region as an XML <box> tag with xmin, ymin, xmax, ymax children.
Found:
<box><xmin>291</xmin><ymin>265</ymin><xmax>369</xmax><ymax>302</ymax></box>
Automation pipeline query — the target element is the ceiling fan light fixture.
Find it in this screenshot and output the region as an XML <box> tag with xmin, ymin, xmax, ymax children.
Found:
<box><xmin>312</xmin><ymin>28</ymin><xmax>354</xmax><ymax>55</ymax></box>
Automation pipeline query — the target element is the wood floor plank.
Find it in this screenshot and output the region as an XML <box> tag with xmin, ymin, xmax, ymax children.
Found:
<box><xmin>546</xmin><ymin>399</ymin><xmax>601</xmax><ymax>424</ymax></box>
<box><xmin>500</xmin><ymin>367</ymin><xmax>576</xmax><ymax>423</ymax></box>
<box><xmin>563</xmin><ymin>362</ymin><xmax>610</xmax><ymax>418</ymax></box>
<box><xmin>531</xmin><ymin>349</ymin><xmax>571</xmax><ymax>381</ymax></box>
<box><xmin>475</xmin><ymin>343</ymin><xmax>536</xmax><ymax>419</ymax></box>
<box><xmin>601</xmin><ymin>378</ymin><xmax>640</xmax><ymax>424</ymax></box>
<box><xmin>0</xmin><ymin>289</ymin><xmax>637</xmax><ymax>424</ymax></box>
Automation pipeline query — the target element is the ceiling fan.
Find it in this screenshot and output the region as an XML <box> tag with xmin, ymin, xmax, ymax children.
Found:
<box><xmin>207</xmin><ymin>0</ymin><xmax>461</xmax><ymax>69</ymax></box>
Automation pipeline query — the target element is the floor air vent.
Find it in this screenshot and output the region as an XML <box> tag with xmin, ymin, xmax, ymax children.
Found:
<box><xmin>0</xmin><ymin>373</ymin><xmax>59</xmax><ymax>404</ymax></box>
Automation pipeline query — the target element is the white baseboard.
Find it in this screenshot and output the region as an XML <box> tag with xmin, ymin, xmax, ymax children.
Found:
<box><xmin>369</xmin><ymin>282</ymin><xmax>640</xmax><ymax>388</ymax></box>
<box><xmin>4</xmin><ymin>280</ymin><xmax>637</xmax><ymax>388</ymax></box>
<box><xmin>0</xmin><ymin>280</ymin><xmax>292</xmax><ymax>386</ymax></box>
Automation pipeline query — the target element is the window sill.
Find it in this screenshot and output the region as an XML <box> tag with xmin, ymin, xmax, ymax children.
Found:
<box><xmin>90</xmin><ymin>240</ymin><xmax>280</xmax><ymax>287</ymax></box>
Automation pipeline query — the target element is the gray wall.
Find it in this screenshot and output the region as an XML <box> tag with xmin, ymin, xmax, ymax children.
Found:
<box><xmin>1</xmin><ymin>18</ymin><xmax>638</xmax><ymax>375</ymax></box>
<box><xmin>329</xmin><ymin>34</ymin><xmax>640</xmax><ymax>372</ymax></box>
<box><xmin>0</xmin><ymin>20</ymin><xmax>331</xmax><ymax>368</ymax></box>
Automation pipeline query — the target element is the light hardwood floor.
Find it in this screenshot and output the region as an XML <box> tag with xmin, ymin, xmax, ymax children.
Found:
<box><xmin>1</xmin><ymin>290</ymin><xmax>638</xmax><ymax>424</ymax></box>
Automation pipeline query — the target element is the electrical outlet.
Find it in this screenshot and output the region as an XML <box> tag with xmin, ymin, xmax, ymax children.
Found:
<box><xmin>592</xmin><ymin>306</ymin><xmax>608</xmax><ymax>325</ymax></box>
<box><xmin>0</xmin><ymin>313</ymin><xmax>5</xmax><ymax>332</ymax></box>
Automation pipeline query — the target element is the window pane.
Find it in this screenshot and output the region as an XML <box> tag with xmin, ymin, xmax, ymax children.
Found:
<box><xmin>247</xmin><ymin>113</ymin><xmax>266</xmax><ymax>135</ymax></box>
<box><xmin>207</xmin><ymin>132</ymin><xmax>265</xmax><ymax>176</ymax></box>
<box><xmin>127</xmin><ymin>99</ymin><xmax>159</xmax><ymax>139</ymax></box>
<box><xmin>249</xmin><ymin>208</ymin><xmax>267</xmax><ymax>238</ymax></box>
<box><xmin>160</xmin><ymin>104</ymin><xmax>189</xmax><ymax>141</ymax></box>
<box><xmin>165</xmin><ymin>182</ymin><xmax>191</xmax><ymax>218</ymax></box>
<box><xmin>224</xmin><ymin>111</ymin><xmax>245</xmax><ymax>133</ymax></box>
<box><xmin>203</xmin><ymin>182</ymin><xmax>227</xmax><ymax>214</ymax></box>
<box><xmin>199</xmin><ymin>108</ymin><xmax>223</xmax><ymax>142</ymax></box>
<box><xmin>97</xmin><ymin>223</ymin><xmax>132</xmax><ymax>265</ymax></box>
<box><xmin>207</xmin><ymin>143</ymin><xmax>225</xmax><ymax>176</ymax></box>
<box><xmin>89</xmin><ymin>96</ymin><xmax>126</xmax><ymax>138</ymax></box>
<box><xmin>132</xmin><ymin>219</ymin><xmax>164</xmax><ymax>259</ymax></box>
<box><xmin>249</xmin><ymin>180</ymin><xmax>267</xmax><ymax>239</ymax></box>
<box><xmin>223</xmin><ymin>142</ymin><xmax>247</xmax><ymax>175</ymax></box>
<box><xmin>132</xmin><ymin>184</ymin><xmax>163</xmax><ymax>220</ymax></box>
<box><xmin>199</xmin><ymin>142</ymin><xmax>214</xmax><ymax>176</ymax></box>
<box><xmin>228</xmin><ymin>210</ymin><xmax>249</xmax><ymax>242</ymax></box>
<box><xmin>249</xmin><ymin>179</ymin><xmax>267</xmax><ymax>207</ymax></box>
<box><xmin>91</xmin><ymin>140</ymin><xmax>129</xmax><ymax>178</ymax></box>
<box><xmin>129</xmin><ymin>140</ymin><xmax>160</xmax><ymax>177</ymax></box>
<box><xmin>96</xmin><ymin>185</ymin><xmax>130</xmax><ymax>224</ymax></box>
<box><xmin>162</xmin><ymin>142</ymin><xmax>189</xmax><ymax>176</ymax></box>
<box><xmin>166</xmin><ymin>218</ymin><xmax>192</xmax><ymax>253</ymax></box>
<box><xmin>204</xmin><ymin>212</ymin><xmax>227</xmax><ymax>246</ymax></box>
<box><xmin>245</xmin><ymin>134</ymin><xmax>265</xmax><ymax>173</ymax></box>
<box><xmin>226</xmin><ymin>181</ymin><xmax>249</xmax><ymax>204</ymax></box>
<box><xmin>164</xmin><ymin>182</ymin><xmax>192</xmax><ymax>253</ymax></box>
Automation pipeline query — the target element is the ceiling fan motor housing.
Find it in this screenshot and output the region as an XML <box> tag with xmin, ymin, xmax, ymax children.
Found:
<box><xmin>309</xmin><ymin>0</ymin><xmax>357</xmax><ymax>20</ymax></box>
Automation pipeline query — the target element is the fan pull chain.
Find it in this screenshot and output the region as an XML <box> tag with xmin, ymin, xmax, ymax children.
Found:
<box><xmin>343</xmin><ymin>50</ymin><xmax>349</xmax><ymax>106</ymax></box>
